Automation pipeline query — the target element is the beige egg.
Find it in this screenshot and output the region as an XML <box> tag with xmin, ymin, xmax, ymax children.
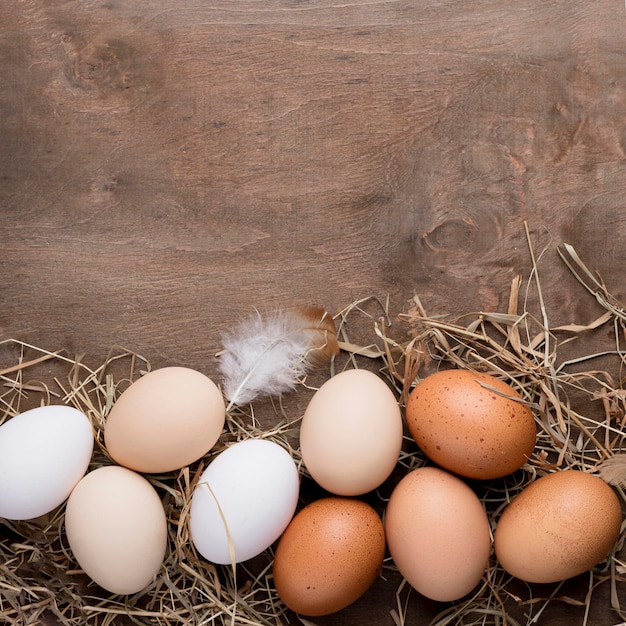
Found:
<box><xmin>384</xmin><ymin>466</ymin><xmax>491</xmax><ymax>602</ymax></box>
<box><xmin>65</xmin><ymin>465</ymin><xmax>167</xmax><ymax>595</ymax></box>
<box><xmin>494</xmin><ymin>469</ymin><xmax>622</xmax><ymax>583</ymax></box>
<box><xmin>273</xmin><ymin>497</ymin><xmax>386</xmax><ymax>616</ymax></box>
<box><xmin>300</xmin><ymin>369</ymin><xmax>403</xmax><ymax>495</ymax></box>
<box><xmin>406</xmin><ymin>369</ymin><xmax>536</xmax><ymax>479</ymax></box>
<box><xmin>104</xmin><ymin>367</ymin><xmax>225</xmax><ymax>473</ymax></box>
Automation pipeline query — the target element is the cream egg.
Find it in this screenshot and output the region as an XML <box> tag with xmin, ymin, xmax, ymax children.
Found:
<box><xmin>300</xmin><ymin>369</ymin><xmax>402</xmax><ymax>495</ymax></box>
<box><xmin>104</xmin><ymin>366</ymin><xmax>225</xmax><ymax>473</ymax></box>
<box><xmin>65</xmin><ymin>465</ymin><xmax>168</xmax><ymax>595</ymax></box>
<box><xmin>384</xmin><ymin>466</ymin><xmax>491</xmax><ymax>601</ymax></box>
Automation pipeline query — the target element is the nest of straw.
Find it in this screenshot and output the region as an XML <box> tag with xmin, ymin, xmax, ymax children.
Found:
<box><xmin>1</xmin><ymin>229</ymin><xmax>625</xmax><ymax>626</ymax></box>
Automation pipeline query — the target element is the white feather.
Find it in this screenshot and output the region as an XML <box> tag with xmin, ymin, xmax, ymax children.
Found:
<box><xmin>218</xmin><ymin>308</ymin><xmax>337</xmax><ymax>408</ymax></box>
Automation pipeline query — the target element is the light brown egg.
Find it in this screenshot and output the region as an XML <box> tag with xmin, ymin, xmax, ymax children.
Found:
<box><xmin>384</xmin><ymin>466</ymin><xmax>491</xmax><ymax>602</ymax></box>
<box><xmin>406</xmin><ymin>369</ymin><xmax>536</xmax><ymax>479</ymax></box>
<box><xmin>494</xmin><ymin>469</ymin><xmax>623</xmax><ymax>583</ymax></box>
<box><xmin>273</xmin><ymin>497</ymin><xmax>385</xmax><ymax>616</ymax></box>
<box><xmin>104</xmin><ymin>367</ymin><xmax>225</xmax><ymax>473</ymax></box>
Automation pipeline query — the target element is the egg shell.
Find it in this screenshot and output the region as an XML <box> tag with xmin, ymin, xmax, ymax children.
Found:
<box><xmin>0</xmin><ymin>405</ymin><xmax>94</xmax><ymax>520</ymax></box>
<box><xmin>104</xmin><ymin>366</ymin><xmax>225</xmax><ymax>473</ymax></box>
<box><xmin>384</xmin><ymin>466</ymin><xmax>491</xmax><ymax>602</ymax></box>
<box><xmin>406</xmin><ymin>369</ymin><xmax>536</xmax><ymax>479</ymax></box>
<box><xmin>273</xmin><ymin>497</ymin><xmax>385</xmax><ymax>616</ymax></box>
<box><xmin>65</xmin><ymin>465</ymin><xmax>168</xmax><ymax>595</ymax></box>
<box><xmin>189</xmin><ymin>438</ymin><xmax>299</xmax><ymax>564</ymax></box>
<box><xmin>300</xmin><ymin>369</ymin><xmax>403</xmax><ymax>495</ymax></box>
<box><xmin>494</xmin><ymin>469</ymin><xmax>622</xmax><ymax>583</ymax></box>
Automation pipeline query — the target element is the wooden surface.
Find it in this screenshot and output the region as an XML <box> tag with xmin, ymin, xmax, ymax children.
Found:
<box><xmin>1</xmin><ymin>1</ymin><xmax>625</xmax><ymax>624</ymax></box>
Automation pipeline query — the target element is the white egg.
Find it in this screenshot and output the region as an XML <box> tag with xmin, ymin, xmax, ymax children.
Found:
<box><xmin>189</xmin><ymin>438</ymin><xmax>299</xmax><ymax>564</ymax></box>
<box><xmin>0</xmin><ymin>405</ymin><xmax>94</xmax><ymax>520</ymax></box>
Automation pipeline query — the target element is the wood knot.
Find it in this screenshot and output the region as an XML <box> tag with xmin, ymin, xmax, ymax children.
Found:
<box><xmin>422</xmin><ymin>217</ymin><xmax>478</xmax><ymax>252</ymax></box>
<box><xmin>72</xmin><ymin>39</ymin><xmax>135</xmax><ymax>91</ymax></box>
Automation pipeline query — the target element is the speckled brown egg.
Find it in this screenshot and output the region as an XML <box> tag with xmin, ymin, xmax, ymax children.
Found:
<box><xmin>406</xmin><ymin>369</ymin><xmax>536</xmax><ymax>479</ymax></box>
<box><xmin>494</xmin><ymin>469</ymin><xmax>623</xmax><ymax>583</ymax></box>
<box><xmin>273</xmin><ymin>497</ymin><xmax>385</xmax><ymax>616</ymax></box>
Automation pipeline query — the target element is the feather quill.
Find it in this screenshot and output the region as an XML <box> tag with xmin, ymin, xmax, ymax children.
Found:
<box><xmin>218</xmin><ymin>305</ymin><xmax>339</xmax><ymax>408</ymax></box>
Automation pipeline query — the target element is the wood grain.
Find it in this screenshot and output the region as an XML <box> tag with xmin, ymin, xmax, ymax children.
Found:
<box><xmin>1</xmin><ymin>1</ymin><xmax>625</xmax><ymax>624</ymax></box>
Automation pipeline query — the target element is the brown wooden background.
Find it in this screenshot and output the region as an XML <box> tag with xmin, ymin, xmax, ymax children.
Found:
<box><xmin>1</xmin><ymin>1</ymin><xmax>625</xmax><ymax>624</ymax></box>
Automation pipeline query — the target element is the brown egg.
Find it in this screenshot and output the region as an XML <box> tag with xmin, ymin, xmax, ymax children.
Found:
<box><xmin>384</xmin><ymin>466</ymin><xmax>491</xmax><ymax>602</ymax></box>
<box><xmin>104</xmin><ymin>367</ymin><xmax>225</xmax><ymax>473</ymax></box>
<box><xmin>494</xmin><ymin>469</ymin><xmax>623</xmax><ymax>583</ymax></box>
<box><xmin>273</xmin><ymin>497</ymin><xmax>385</xmax><ymax>616</ymax></box>
<box><xmin>406</xmin><ymin>369</ymin><xmax>536</xmax><ymax>479</ymax></box>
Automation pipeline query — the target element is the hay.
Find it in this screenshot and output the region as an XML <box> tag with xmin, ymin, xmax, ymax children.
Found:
<box><xmin>1</xmin><ymin>226</ymin><xmax>625</xmax><ymax>625</ymax></box>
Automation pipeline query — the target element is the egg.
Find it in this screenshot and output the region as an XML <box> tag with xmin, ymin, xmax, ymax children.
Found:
<box><xmin>300</xmin><ymin>369</ymin><xmax>403</xmax><ymax>495</ymax></box>
<box><xmin>0</xmin><ymin>405</ymin><xmax>94</xmax><ymax>520</ymax></box>
<box><xmin>64</xmin><ymin>465</ymin><xmax>168</xmax><ymax>595</ymax></box>
<box><xmin>494</xmin><ymin>469</ymin><xmax>622</xmax><ymax>583</ymax></box>
<box><xmin>384</xmin><ymin>466</ymin><xmax>491</xmax><ymax>602</ymax></box>
<box><xmin>189</xmin><ymin>438</ymin><xmax>299</xmax><ymax>564</ymax></box>
<box><xmin>104</xmin><ymin>366</ymin><xmax>225</xmax><ymax>473</ymax></box>
<box><xmin>273</xmin><ymin>497</ymin><xmax>385</xmax><ymax>616</ymax></box>
<box><xmin>406</xmin><ymin>369</ymin><xmax>536</xmax><ymax>479</ymax></box>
